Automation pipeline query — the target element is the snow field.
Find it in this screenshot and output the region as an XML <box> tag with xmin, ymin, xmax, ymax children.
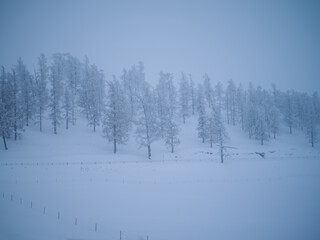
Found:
<box><xmin>0</xmin><ymin>118</ymin><xmax>320</xmax><ymax>240</ymax></box>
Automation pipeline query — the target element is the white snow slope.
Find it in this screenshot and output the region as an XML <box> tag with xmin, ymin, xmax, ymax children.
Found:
<box><xmin>0</xmin><ymin>117</ymin><xmax>320</xmax><ymax>240</ymax></box>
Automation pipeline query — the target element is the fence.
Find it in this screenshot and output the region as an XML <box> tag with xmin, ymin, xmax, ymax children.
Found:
<box><xmin>0</xmin><ymin>154</ymin><xmax>319</xmax><ymax>168</ymax></box>
<box><xmin>1</xmin><ymin>191</ymin><xmax>150</xmax><ymax>240</ymax></box>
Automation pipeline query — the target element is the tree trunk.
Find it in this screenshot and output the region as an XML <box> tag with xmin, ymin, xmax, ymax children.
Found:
<box><xmin>148</xmin><ymin>145</ymin><xmax>151</xmax><ymax>159</ymax></box>
<box><xmin>226</xmin><ymin>106</ymin><xmax>230</xmax><ymax>125</ymax></box>
<box><xmin>26</xmin><ymin>98</ymin><xmax>29</xmax><ymax>127</ymax></box>
<box><xmin>241</xmin><ymin>112</ymin><xmax>244</xmax><ymax>130</ymax></box>
<box><xmin>53</xmin><ymin>104</ymin><xmax>57</xmax><ymax>134</ymax></box>
<box><xmin>192</xmin><ymin>102</ymin><xmax>194</xmax><ymax>115</ymax></box>
<box><xmin>220</xmin><ymin>142</ymin><xmax>223</xmax><ymax>164</ymax></box>
<box><xmin>66</xmin><ymin>109</ymin><xmax>69</xmax><ymax>129</ymax></box>
<box><xmin>14</xmin><ymin>123</ymin><xmax>17</xmax><ymax>140</ymax></box>
<box><xmin>311</xmin><ymin>131</ymin><xmax>314</xmax><ymax>148</ymax></box>
<box><xmin>210</xmin><ymin>136</ymin><xmax>213</xmax><ymax>148</ymax></box>
<box><xmin>171</xmin><ymin>137</ymin><xmax>174</xmax><ymax>153</ymax></box>
<box><xmin>261</xmin><ymin>136</ymin><xmax>264</xmax><ymax>145</ymax></box>
<box><xmin>14</xmin><ymin>74</ymin><xmax>18</xmax><ymax>139</ymax></box>
<box><xmin>114</xmin><ymin>138</ymin><xmax>117</xmax><ymax>153</ymax></box>
<box><xmin>40</xmin><ymin>106</ymin><xmax>42</xmax><ymax>132</ymax></box>
<box><xmin>14</xmin><ymin>102</ymin><xmax>17</xmax><ymax>140</ymax></box>
<box><xmin>2</xmin><ymin>134</ymin><xmax>8</xmax><ymax>150</ymax></box>
<box><xmin>54</xmin><ymin>119</ymin><xmax>57</xmax><ymax>134</ymax></box>
<box><xmin>289</xmin><ymin>126</ymin><xmax>292</xmax><ymax>134</ymax></box>
<box><xmin>72</xmin><ymin>92</ymin><xmax>76</xmax><ymax>126</ymax></box>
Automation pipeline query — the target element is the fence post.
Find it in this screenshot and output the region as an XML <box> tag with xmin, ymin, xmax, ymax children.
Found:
<box><xmin>58</xmin><ymin>211</ymin><xmax>60</xmax><ymax>220</ymax></box>
<box><xmin>20</xmin><ymin>198</ymin><xmax>22</xmax><ymax>204</ymax></box>
<box><xmin>43</xmin><ymin>207</ymin><xmax>46</xmax><ymax>214</ymax></box>
<box><xmin>11</xmin><ymin>194</ymin><xmax>13</xmax><ymax>201</ymax></box>
<box><xmin>30</xmin><ymin>201</ymin><xmax>32</xmax><ymax>208</ymax></box>
<box><xmin>75</xmin><ymin>217</ymin><xmax>77</xmax><ymax>225</ymax></box>
<box><xmin>120</xmin><ymin>230</ymin><xmax>121</xmax><ymax>240</ymax></box>
<box><xmin>2</xmin><ymin>192</ymin><xmax>4</xmax><ymax>198</ymax></box>
<box><xmin>95</xmin><ymin>223</ymin><xmax>97</xmax><ymax>232</ymax></box>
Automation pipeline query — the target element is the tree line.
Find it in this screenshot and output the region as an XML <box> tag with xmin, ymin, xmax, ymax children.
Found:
<box><xmin>1</xmin><ymin>53</ymin><xmax>319</xmax><ymax>160</ymax></box>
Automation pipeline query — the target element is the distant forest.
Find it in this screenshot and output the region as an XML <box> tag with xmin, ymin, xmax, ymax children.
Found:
<box><xmin>1</xmin><ymin>53</ymin><xmax>319</xmax><ymax>159</ymax></box>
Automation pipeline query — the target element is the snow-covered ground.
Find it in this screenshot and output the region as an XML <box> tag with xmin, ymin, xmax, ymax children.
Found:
<box><xmin>1</xmin><ymin>117</ymin><xmax>320</xmax><ymax>240</ymax></box>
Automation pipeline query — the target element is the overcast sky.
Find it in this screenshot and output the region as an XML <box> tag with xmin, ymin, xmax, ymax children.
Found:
<box><xmin>0</xmin><ymin>0</ymin><xmax>319</xmax><ymax>92</ymax></box>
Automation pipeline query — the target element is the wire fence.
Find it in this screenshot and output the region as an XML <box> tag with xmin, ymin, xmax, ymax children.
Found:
<box><xmin>1</xmin><ymin>154</ymin><xmax>319</xmax><ymax>239</ymax></box>
<box><xmin>0</xmin><ymin>154</ymin><xmax>319</xmax><ymax>168</ymax></box>
<box><xmin>1</xmin><ymin>191</ymin><xmax>150</xmax><ymax>240</ymax></box>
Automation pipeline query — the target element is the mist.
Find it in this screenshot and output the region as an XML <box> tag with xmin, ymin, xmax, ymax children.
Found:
<box><xmin>1</xmin><ymin>0</ymin><xmax>320</xmax><ymax>92</ymax></box>
<box><xmin>1</xmin><ymin>2</ymin><xmax>320</xmax><ymax>240</ymax></box>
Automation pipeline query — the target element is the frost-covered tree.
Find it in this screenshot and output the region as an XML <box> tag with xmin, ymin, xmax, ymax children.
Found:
<box><xmin>155</xmin><ymin>72</ymin><xmax>180</xmax><ymax>152</ymax></box>
<box><xmin>197</xmin><ymin>84</ymin><xmax>206</xmax><ymax>143</ymax></box>
<box><xmin>35</xmin><ymin>53</ymin><xmax>49</xmax><ymax>132</ymax></box>
<box><xmin>0</xmin><ymin>67</ymin><xmax>23</xmax><ymax>149</ymax></box>
<box><xmin>155</xmin><ymin>72</ymin><xmax>169</xmax><ymax>137</ymax></box>
<box><xmin>211</xmin><ymin>106</ymin><xmax>228</xmax><ymax>163</ymax></box>
<box><xmin>89</xmin><ymin>65</ymin><xmax>105</xmax><ymax>132</ymax></box>
<box><xmin>243</xmin><ymin>86</ymin><xmax>280</xmax><ymax>145</ymax></box>
<box><xmin>165</xmin><ymin>118</ymin><xmax>180</xmax><ymax>153</ymax></box>
<box><xmin>189</xmin><ymin>75</ymin><xmax>196</xmax><ymax>115</ymax></box>
<box><xmin>293</xmin><ymin>92</ymin><xmax>308</xmax><ymax>131</ymax></box>
<box><xmin>103</xmin><ymin>76</ymin><xmax>130</xmax><ymax>153</ymax></box>
<box><xmin>79</xmin><ymin>56</ymin><xmax>91</xmax><ymax>120</ymax></box>
<box><xmin>49</xmin><ymin>53</ymin><xmax>64</xmax><ymax>134</ymax></box>
<box><xmin>8</xmin><ymin>70</ymin><xmax>24</xmax><ymax>140</ymax></box>
<box><xmin>304</xmin><ymin>93</ymin><xmax>319</xmax><ymax>147</ymax></box>
<box><xmin>206</xmin><ymin>107</ymin><xmax>216</xmax><ymax>148</ymax></box>
<box><xmin>204</xmin><ymin>80</ymin><xmax>221</xmax><ymax>148</ymax></box>
<box><xmin>243</xmin><ymin>86</ymin><xmax>274</xmax><ymax>145</ymax></box>
<box><xmin>269</xmin><ymin>105</ymin><xmax>280</xmax><ymax>139</ymax></box>
<box><xmin>203</xmin><ymin>74</ymin><xmax>214</xmax><ymax>108</ymax></box>
<box><xmin>206</xmin><ymin>97</ymin><xmax>228</xmax><ymax>154</ymax></box>
<box><xmin>312</xmin><ymin>92</ymin><xmax>320</xmax><ymax>124</ymax></box>
<box><xmin>79</xmin><ymin>57</ymin><xmax>105</xmax><ymax>132</ymax></box>
<box><xmin>16</xmin><ymin>58</ymin><xmax>35</xmax><ymax>127</ymax></box>
<box><xmin>135</xmin><ymin>85</ymin><xmax>159</xmax><ymax>159</ymax></box>
<box><xmin>253</xmin><ymin>88</ymin><xmax>270</xmax><ymax>145</ymax></box>
<box><xmin>121</xmin><ymin>62</ymin><xmax>145</xmax><ymax>118</ymax></box>
<box><xmin>215</xmin><ymin>110</ymin><xmax>228</xmax><ymax>163</ymax></box>
<box><xmin>0</xmin><ymin>67</ymin><xmax>11</xmax><ymax>149</ymax></box>
<box><xmin>244</xmin><ymin>103</ymin><xmax>254</xmax><ymax>139</ymax></box>
<box><xmin>271</xmin><ymin>83</ymin><xmax>282</xmax><ymax>110</ymax></box>
<box><xmin>65</xmin><ymin>55</ymin><xmax>81</xmax><ymax>126</ymax></box>
<box><xmin>236</xmin><ymin>83</ymin><xmax>246</xmax><ymax>130</ymax></box>
<box><xmin>283</xmin><ymin>91</ymin><xmax>295</xmax><ymax>134</ymax></box>
<box><xmin>244</xmin><ymin>83</ymin><xmax>257</xmax><ymax>138</ymax></box>
<box><xmin>254</xmin><ymin>104</ymin><xmax>268</xmax><ymax>145</ymax></box>
<box><xmin>215</xmin><ymin>81</ymin><xmax>223</xmax><ymax>114</ymax></box>
<box><xmin>63</xmin><ymin>87</ymin><xmax>71</xmax><ymax>129</ymax></box>
<box><xmin>225</xmin><ymin>79</ymin><xmax>236</xmax><ymax>125</ymax></box>
<box><xmin>179</xmin><ymin>72</ymin><xmax>190</xmax><ymax>124</ymax></box>
<box><xmin>164</xmin><ymin>75</ymin><xmax>180</xmax><ymax>153</ymax></box>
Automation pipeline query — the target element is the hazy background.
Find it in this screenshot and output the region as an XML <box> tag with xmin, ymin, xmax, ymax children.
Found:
<box><xmin>0</xmin><ymin>0</ymin><xmax>319</xmax><ymax>92</ymax></box>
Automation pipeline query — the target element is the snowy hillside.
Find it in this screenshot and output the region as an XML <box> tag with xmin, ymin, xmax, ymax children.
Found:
<box><xmin>1</xmin><ymin>0</ymin><xmax>320</xmax><ymax>239</ymax></box>
<box><xmin>1</xmin><ymin>117</ymin><xmax>319</xmax><ymax>240</ymax></box>
<box><xmin>1</xmin><ymin>116</ymin><xmax>319</xmax><ymax>164</ymax></box>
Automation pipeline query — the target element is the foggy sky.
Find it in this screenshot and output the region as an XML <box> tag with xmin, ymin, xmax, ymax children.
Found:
<box><xmin>0</xmin><ymin>0</ymin><xmax>319</xmax><ymax>92</ymax></box>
